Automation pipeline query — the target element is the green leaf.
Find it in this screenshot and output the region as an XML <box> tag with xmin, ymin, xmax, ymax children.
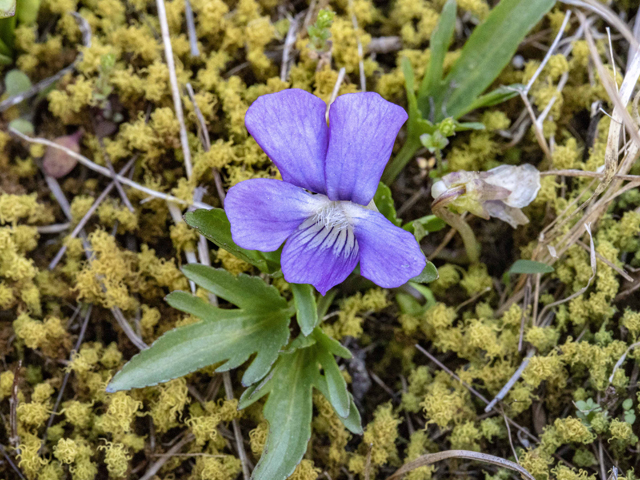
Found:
<box><xmin>240</xmin><ymin>329</ymin><xmax>359</xmax><ymax>480</ymax></box>
<box><xmin>184</xmin><ymin>208</ymin><xmax>272</xmax><ymax>272</ymax></box>
<box><xmin>433</xmin><ymin>0</ymin><xmax>554</xmax><ymax>120</ymax></box>
<box><xmin>0</xmin><ymin>15</ymin><xmax>16</xmax><ymax>52</ymax></box>
<box><xmin>410</xmin><ymin>261</ymin><xmax>439</xmax><ymax>284</ymax></box>
<box><xmin>401</xmin><ymin>56</ymin><xmax>418</xmax><ymax>119</ymax></box>
<box><xmin>623</xmin><ymin>398</ymin><xmax>633</xmax><ymax>411</ymax></box>
<box><xmin>395</xmin><ymin>293</ymin><xmax>424</xmax><ymax>316</ymax></box>
<box><xmin>107</xmin><ymin>295</ymin><xmax>291</xmax><ymax>391</ymax></box>
<box><xmin>8</xmin><ymin>118</ymin><xmax>33</xmax><ymax>135</ymax></box>
<box><xmin>463</xmin><ymin>84</ymin><xmax>522</xmax><ymax>115</ymax></box>
<box><xmin>403</xmin><ymin>215</ymin><xmax>446</xmax><ymax>241</ymax></box>
<box><xmin>107</xmin><ymin>270</ymin><xmax>293</xmax><ymax>392</ymax></box>
<box><xmin>625</xmin><ymin>412</ymin><xmax>636</xmax><ymax>425</ymax></box>
<box><xmin>418</xmin><ymin>0</ymin><xmax>456</xmax><ymax>116</ymax></box>
<box><xmin>291</xmin><ymin>283</ymin><xmax>319</xmax><ymax>336</ymax></box>
<box><xmin>4</xmin><ymin>69</ymin><xmax>30</xmax><ymax>97</ymax></box>
<box><xmin>508</xmin><ymin>259</ymin><xmax>554</xmax><ymax>275</ymax></box>
<box><xmin>373</xmin><ymin>182</ymin><xmax>401</xmax><ymax>226</ymax></box>
<box><xmin>16</xmin><ymin>0</ymin><xmax>39</xmax><ymax>24</ymax></box>
<box><xmin>316</xmin><ymin>289</ymin><xmax>337</xmax><ymax>319</ymax></box>
<box><xmin>181</xmin><ymin>264</ymin><xmax>286</xmax><ymax>312</ymax></box>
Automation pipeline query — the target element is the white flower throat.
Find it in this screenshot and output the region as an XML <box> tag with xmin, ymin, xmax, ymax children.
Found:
<box><xmin>296</xmin><ymin>198</ymin><xmax>358</xmax><ymax>257</ymax></box>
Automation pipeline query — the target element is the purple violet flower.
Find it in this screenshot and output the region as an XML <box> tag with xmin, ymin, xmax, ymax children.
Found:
<box><xmin>225</xmin><ymin>89</ymin><xmax>426</xmax><ymax>295</ymax></box>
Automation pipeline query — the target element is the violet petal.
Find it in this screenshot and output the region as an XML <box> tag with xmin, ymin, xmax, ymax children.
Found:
<box><xmin>325</xmin><ymin>92</ymin><xmax>407</xmax><ymax>205</ymax></box>
<box><xmin>347</xmin><ymin>204</ymin><xmax>425</xmax><ymax>288</ymax></box>
<box><xmin>225</xmin><ymin>179</ymin><xmax>325</xmax><ymax>251</ymax></box>
<box><xmin>245</xmin><ymin>89</ymin><xmax>329</xmax><ymax>194</ymax></box>
<box><xmin>281</xmin><ymin>218</ymin><xmax>360</xmax><ymax>295</ymax></box>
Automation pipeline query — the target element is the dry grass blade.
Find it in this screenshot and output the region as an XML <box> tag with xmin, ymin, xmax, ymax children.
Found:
<box><xmin>48</xmin><ymin>157</ymin><xmax>136</xmax><ymax>270</ymax></box>
<box><xmin>580</xmin><ymin>11</ymin><xmax>640</xmax><ymax>195</ymax></box>
<box><xmin>139</xmin><ymin>434</ymin><xmax>195</xmax><ymax>480</ymax></box>
<box><xmin>281</xmin><ymin>13</ymin><xmax>303</xmax><ymax>81</ymax></box>
<box><xmin>10</xmin><ymin>128</ymin><xmax>212</xmax><ymax>209</ymax></box>
<box><xmin>561</xmin><ymin>0</ymin><xmax>640</xmax><ymax>50</ymax></box>
<box><xmin>0</xmin><ymin>444</ymin><xmax>25</xmax><ymax>480</ymax></box>
<box><xmin>609</xmin><ymin>341</ymin><xmax>640</xmax><ymax>384</ymax></box>
<box><xmin>348</xmin><ymin>0</ymin><xmax>365</xmax><ymax>91</ymax></box>
<box><xmin>386</xmin><ymin>450</ymin><xmax>536</xmax><ymax>480</ymax></box>
<box><xmin>42</xmin><ymin>305</ymin><xmax>93</xmax><ymax>447</ymax></box>
<box><xmin>537</xmin><ymin>224</ymin><xmax>597</xmax><ymax>324</ymax></box>
<box><xmin>223</xmin><ymin>372</ymin><xmax>251</xmax><ymax>480</ymax></box>
<box><xmin>484</xmin><ymin>349</ymin><xmax>535</xmax><ymax>413</ymax></box>
<box><xmin>155</xmin><ymin>0</ymin><xmax>193</xmax><ymax>178</ymax></box>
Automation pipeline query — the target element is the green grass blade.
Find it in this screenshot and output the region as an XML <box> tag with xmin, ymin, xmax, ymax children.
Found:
<box><xmin>435</xmin><ymin>0</ymin><xmax>554</xmax><ymax>120</ymax></box>
<box><xmin>418</xmin><ymin>0</ymin><xmax>457</xmax><ymax>116</ymax></box>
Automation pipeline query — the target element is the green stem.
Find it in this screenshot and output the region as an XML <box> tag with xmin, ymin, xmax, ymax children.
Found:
<box><xmin>434</xmin><ymin>206</ymin><xmax>480</xmax><ymax>263</ymax></box>
<box><xmin>382</xmin><ymin>135</ymin><xmax>422</xmax><ymax>185</ymax></box>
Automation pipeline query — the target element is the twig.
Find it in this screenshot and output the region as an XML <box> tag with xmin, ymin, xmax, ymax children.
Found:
<box><xmin>580</xmin><ymin>11</ymin><xmax>640</xmax><ymax>196</ymax></box>
<box><xmin>184</xmin><ymin>0</ymin><xmax>200</xmax><ymax>57</ymax></box>
<box><xmin>185</xmin><ymin>83</ymin><xmax>226</xmax><ymax>204</ymax></box>
<box><xmin>367</xmin><ymin>36</ymin><xmax>402</xmax><ymax>54</ymax></box>
<box><xmin>10</xmin><ymin>129</ymin><xmax>212</xmax><ymax>209</ymax></box>
<box><xmin>369</xmin><ymin>370</ymin><xmax>398</xmax><ymax>400</ymax></box>
<box><xmin>560</xmin><ymin>0</ymin><xmax>640</xmax><ymax>50</ymax></box>
<box><xmin>111</xmin><ymin>306</ymin><xmax>148</xmax><ymax>350</ymax></box>
<box><xmin>455</xmin><ymin>287</ymin><xmax>491</xmax><ymax>312</ymax></box>
<box><xmin>326</xmin><ymin>67</ymin><xmax>346</xmax><ymax>121</ymax></box>
<box><xmin>155</xmin><ymin>0</ymin><xmax>193</xmax><ymax>178</ymax></box>
<box><xmin>48</xmin><ymin>157</ymin><xmax>136</xmax><ymax>270</ymax></box>
<box><xmin>37</xmin><ymin>223</ymin><xmax>71</xmax><ymax>234</ymax></box>
<box><xmin>387</xmin><ymin>450</ymin><xmax>536</xmax><ymax>480</ymax></box>
<box><xmin>501</xmin><ymin>407</ymin><xmax>518</xmax><ymax>462</ymax></box>
<box><xmin>364</xmin><ymin>443</ymin><xmax>373</xmax><ymax>480</ymax></box>
<box><xmin>348</xmin><ymin>0</ymin><xmax>365</xmax><ymax>91</ymax></box>
<box><xmin>536</xmin><ymin>223</ymin><xmax>597</xmax><ymax>324</ymax></box>
<box><xmin>0</xmin><ymin>13</ymin><xmax>91</xmax><ymax>112</ymax></box>
<box><xmin>484</xmin><ymin>349</ymin><xmax>536</xmax><ymax>413</ymax></box>
<box><xmin>9</xmin><ymin>361</ymin><xmax>21</xmax><ymax>450</ymax></box>
<box><xmin>427</xmin><ymin>225</ymin><xmax>458</xmax><ymax>261</ymax></box>
<box><xmin>139</xmin><ymin>434</ymin><xmax>195</xmax><ymax>480</ymax></box>
<box><xmin>415</xmin><ymin>344</ymin><xmax>538</xmax><ymax>444</ymax></box>
<box><xmin>42</xmin><ymin>305</ymin><xmax>93</xmax><ymax>448</ymax></box>
<box><xmin>598</xmin><ymin>439</ymin><xmax>606</xmax><ymax>480</ymax></box>
<box><xmin>575</xmin><ymin>239</ymin><xmax>634</xmax><ymax>282</ymax></box>
<box><xmin>615</xmin><ymin>278</ymin><xmax>640</xmax><ymax>301</ymax></box>
<box><xmin>96</xmin><ymin>135</ymin><xmax>135</xmax><ymax>212</ymax></box>
<box><xmin>524</xmin><ymin>11</ymin><xmax>572</xmax><ymax>93</ymax></box>
<box><xmin>0</xmin><ymin>444</ymin><xmax>25</xmax><ymax>480</ymax></box>
<box><xmin>223</xmin><ymin>372</ymin><xmax>251</xmax><ymax>480</ymax></box>
<box><xmin>281</xmin><ymin>13</ymin><xmax>302</xmax><ymax>81</ymax></box>
<box><xmin>608</xmin><ymin>341</ymin><xmax>640</xmax><ymax>384</ymax></box>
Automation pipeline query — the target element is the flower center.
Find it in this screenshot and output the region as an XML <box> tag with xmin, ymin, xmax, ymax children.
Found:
<box><xmin>313</xmin><ymin>200</ymin><xmax>351</xmax><ymax>231</ymax></box>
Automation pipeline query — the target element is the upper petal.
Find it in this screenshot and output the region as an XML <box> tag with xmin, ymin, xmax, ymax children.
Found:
<box><xmin>345</xmin><ymin>204</ymin><xmax>425</xmax><ymax>288</ymax></box>
<box><xmin>281</xmin><ymin>217</ymin><xmax>360</xmax><ymax>295</ymax></box>
<box><xmin>325</xmin><ymin>93</ymin><xmax>408</xmax><ymax>205</ymax></box>
<box><xmin>245</xmin><ymin>89</ymin><xmax>329</xmax><ymax>194</ymax></box>
<box><xmin>225</xmin><ymin>179</ymin><xmax>325</xmax><ymax>252</ymax></box>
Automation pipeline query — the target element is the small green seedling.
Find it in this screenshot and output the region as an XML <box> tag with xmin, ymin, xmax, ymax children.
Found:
<box><xmin>307</xmin><ymin>9</ymin><xmax>334</xmax><ymax>52</ymax></box>
<box><xmin>575</xmin><ymin>398</ymin><xmax>604</xmax><ymax>426</ymax></box>
<box><xmin>623</xmin><ymin>398</ymin><xmax>636</xmax><ymax>425</ymax></box>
